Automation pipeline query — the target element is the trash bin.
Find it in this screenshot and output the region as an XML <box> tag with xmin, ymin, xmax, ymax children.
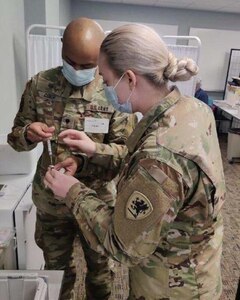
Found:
<box><xmin>227</xmin><ymin>128</ymin><xmax>240</xmax><ymax>163</ymax></box>
<box><xmin>0</xmin><ymin>273</ymin><xmax>48</xmax><ymax>300</ymax></box>
<box><xmin>0</xmin><ymin>228</ymin><xmax>15</xmax><ymax>269</ymax></box>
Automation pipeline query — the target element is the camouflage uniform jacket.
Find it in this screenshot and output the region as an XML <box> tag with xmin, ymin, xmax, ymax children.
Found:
<box><xmin>7</xmin><ymin>67</ymin><xmax>136</xmax><ymax>216</ymax></box>
<box><xmin>65</xmin><ymin>87</ymin><xmax>226</xmax><ymax>299</ymax></box>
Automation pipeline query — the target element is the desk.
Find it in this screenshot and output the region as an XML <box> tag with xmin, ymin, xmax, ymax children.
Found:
<box><xmin>214</xmin><ymin>100</ymin><xmax>240</xmax><ymax>124</ymax></box>
<box><xmin>214</xmin><ymin>100</ymin><xmax>240</xmax><ymax>163</ymax></box>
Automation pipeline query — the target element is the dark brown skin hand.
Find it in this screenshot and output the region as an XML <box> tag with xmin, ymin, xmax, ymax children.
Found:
<box><xmin>26</xmin><ymin>122</ymin><xmax>55</xmax><ymax>143</ymax></box>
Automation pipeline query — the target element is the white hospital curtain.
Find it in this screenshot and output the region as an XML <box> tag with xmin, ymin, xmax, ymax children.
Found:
<box><xmin>167</xmin><ymin>44</ymin><xmax>200</xmax><ymax>96</ymax></box>
<box><xmin>27</xmin><ymin>34</ymin><xmax>62</xmax><ymax>79</ymax></box>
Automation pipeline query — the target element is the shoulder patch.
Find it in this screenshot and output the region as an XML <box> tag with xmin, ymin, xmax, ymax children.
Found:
<box><xmin>126</xmin><ymin>191</ymin><xmax>153</xmax><ymax>220</ymax></box>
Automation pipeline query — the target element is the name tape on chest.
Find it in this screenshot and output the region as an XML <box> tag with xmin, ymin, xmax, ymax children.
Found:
<box><xmin>84</xmin><ymin>117</ymin><xmax>109</xmax><ymax>133</ymax></box>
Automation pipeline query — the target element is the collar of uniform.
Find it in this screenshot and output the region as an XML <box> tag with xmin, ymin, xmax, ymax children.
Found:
<box><xmin>81</xmin><ymin>70</ymin><xmax>103</xmax><ymax>102</ymax></box>
<box><xmin>67</xmin><ymin>69</ymin><xmax>103</xmax><ymax>101</ymax></box>
<box><xmin>36</xmin><ymin>67</ymin><xmax>72</xmax><ymax>98</ymax></box>
<box><xmin>126</xmin><ymin>86</ymin><xmax>181</xmax><ymax>154</ymax></box>
<box><xmin>60</xmin><ymin>78</ymin><xmax>73</xmax><ymax>98</ymax></box>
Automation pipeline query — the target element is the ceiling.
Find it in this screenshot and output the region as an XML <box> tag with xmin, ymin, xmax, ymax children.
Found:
<box><xmin>84</xmin><ymin>0</ymin><xmax>240</xmax><ymax>14</ymax></box>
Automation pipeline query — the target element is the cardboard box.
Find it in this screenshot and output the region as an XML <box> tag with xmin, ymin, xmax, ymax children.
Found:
<box><xmin>225</xmin><ymin>84</ymin><xmax>240</xmax><ymax>106</ymax></box>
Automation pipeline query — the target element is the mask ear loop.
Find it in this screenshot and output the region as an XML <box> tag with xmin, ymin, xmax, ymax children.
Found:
<box><xmin>125</xmin><ymin>86</ymin><xmax>135</xmax><ymax>106</ymax></box>
<box><xmin>113</xmin><ymin>73</ymin><xmax>126</xmax><ymax>89</ymax></box>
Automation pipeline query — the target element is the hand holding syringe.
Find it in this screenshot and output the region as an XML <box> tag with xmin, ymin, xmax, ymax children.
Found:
<box><xmin>48</xmin><ymin>129</ymin><xmax>95</xmax><ymax>177</ymax></box>
<box><xmin>24</xmin><ymin>122</ymin><xmax>55</xmax><ymax>143</ymax></box>
<box><xmin>46</xmin><ymin>137</ymin><xmax>79</xmax><ymax>178</ymax></box>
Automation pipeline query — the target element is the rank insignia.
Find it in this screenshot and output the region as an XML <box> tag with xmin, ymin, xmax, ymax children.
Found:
<box><xmin>126</xmin><ymin>191</ymin><xmax>153</xmax><ymax>220</ymax></box>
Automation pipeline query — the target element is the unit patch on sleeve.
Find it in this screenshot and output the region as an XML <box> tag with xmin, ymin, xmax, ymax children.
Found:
<box><xmin>126</xmin><ymin>191</ymin><xmax>153</xmax><ymax>220</ymax></box>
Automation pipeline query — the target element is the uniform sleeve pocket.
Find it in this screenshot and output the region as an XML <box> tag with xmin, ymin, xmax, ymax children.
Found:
<box><xmin>113</xmin><ymin>165</ymin><xmax>175</xmax><ymax>256</ymax></box>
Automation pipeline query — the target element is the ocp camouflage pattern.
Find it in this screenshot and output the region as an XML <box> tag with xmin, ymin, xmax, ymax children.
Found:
<box><xmin>65</xmin><ymin>87</ymin><xmax>225</xmax><ymax>300</ymax></box>
<box><xmin>8</xmin><ymin>66</ymin><xmax>136</xmax><ymax>216</ymax></box>
<box><xmin>8</xmin><ymin>66</ymin><xmax>137</xmax><ymax>300</ymax></box>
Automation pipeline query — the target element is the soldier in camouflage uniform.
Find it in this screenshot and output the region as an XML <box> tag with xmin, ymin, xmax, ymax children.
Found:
<box><xmin>7</xmin><ymin>18</ymin><xmax>136</xmax><ymax>300</ymax></box>
<box><xmin>44</xmin><ymin>24</ymin><xmax>226</xmax><ymax>299</ymax></box>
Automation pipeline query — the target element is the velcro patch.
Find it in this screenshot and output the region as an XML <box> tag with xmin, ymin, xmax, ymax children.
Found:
<box><xmin>114</xmin><ymin>165</ymin><xmax>174</xmax><ymax>249</ymax></box>
<box><xmin>126</xmin><ymin>191</ymin><xmax>153</xmax><ymax>220</ymax></box>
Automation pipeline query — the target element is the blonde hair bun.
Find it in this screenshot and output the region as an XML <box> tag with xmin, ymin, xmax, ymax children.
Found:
<box><xmin>164</xmin><ymin>52</ymin><xmax>199</xmax><ymax>82</ymax></box>
<box><xmin>101</xmin><ymin>24</ymin><xmax>199</xmax><ymax>85</ymax></box>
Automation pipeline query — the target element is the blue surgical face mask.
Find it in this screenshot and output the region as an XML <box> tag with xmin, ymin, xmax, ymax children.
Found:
<box><xmin>62</xmin><ymin>60</ymin><xmax>97</xmax><ymax>86</ymax></box>
<box><xmin>104</xmin><ymin>73</ymin><xmax>134</xmax><ymax>114</ymax></box>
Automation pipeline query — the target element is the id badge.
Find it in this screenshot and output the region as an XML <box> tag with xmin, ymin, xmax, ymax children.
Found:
<box><xmin>84</xmin><ymin>117</ymin><xmax>109</xmax><ymax>133</ymax></box>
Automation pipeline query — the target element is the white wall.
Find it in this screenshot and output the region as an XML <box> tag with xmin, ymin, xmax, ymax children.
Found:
<box><xmin>70</xmin><ymin>1</ymin><xmax>240</xmax><ymax>93</ymax></box>
<box><xmin>45</xmin><ymin>0</ymin><xmax>59</xmax><ymax>26</ymax></box>
<box><xmin>24</xmin><ymin>0</ymin><xmax>46</xmax><ymax>33</ymax></box>
<box><xmin>1</xmin><ymin>0</ymin><xmax>65</xmax><ymax>135</ymax></box>
<box><xmin>0</xmin><ymin>0</ymin><xmax>26</xmax><ymax>134</ymax></box>
<box><xmin>59</xmin><ymin>0</ymin><xmax>72</xmax><ymax>26</ymax></box>
<box><xmin>70</xmin><ymin>1</ymin><xmax>240</xmax><ymax>35</ymax></box>
<box><xmin>95</xmin><ymin>19</ymin><xmax>178</xmax><ymax>36</ymax></box>
<box><xmin>3</xmin><ymin>0</ymin><xmax>240</xmax><ymax>135</ymax></box>
<box><xmin>190</xmin><ymin>28</ymin><xmax>240</xmax><ymax>91</ymax></box>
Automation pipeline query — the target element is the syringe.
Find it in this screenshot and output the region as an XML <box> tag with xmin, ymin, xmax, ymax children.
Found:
<box><xmin>47</xmin><ymin>139</ymin><xmax>54</xmax><ymax>167</ymax></box>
